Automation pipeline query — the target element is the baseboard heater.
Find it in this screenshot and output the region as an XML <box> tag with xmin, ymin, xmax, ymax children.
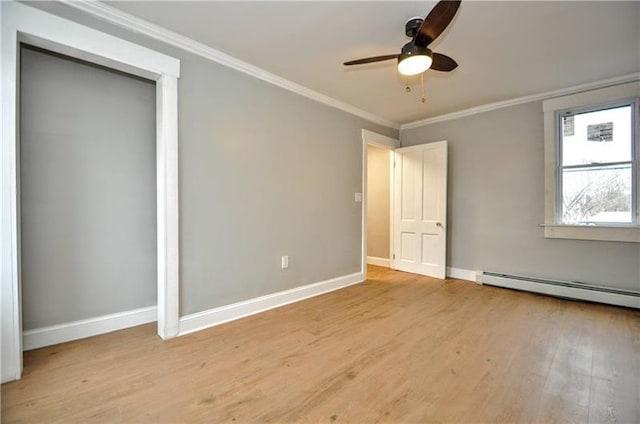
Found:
<box><xmin>480</xmin><ymin>272</ymin><xmax>639</xmax><ymax>309</ymax></box>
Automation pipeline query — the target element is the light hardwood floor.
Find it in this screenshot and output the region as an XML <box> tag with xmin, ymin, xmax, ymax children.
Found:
<box><xmin>2</xmin><ymin>266</ymin><xmax>639</xmax><ymax>423</ymax></box>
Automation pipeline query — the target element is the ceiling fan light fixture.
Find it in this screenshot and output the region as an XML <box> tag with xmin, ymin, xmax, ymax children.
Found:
<box><xmin>397</xmin><ymin>43</ymin><xmax>433</xmax><ymax>76</ymax></box>
<box><xmin>398</xmin><ymin>54</ymin><xmax>433</xmax><ymax>75</ymax></box>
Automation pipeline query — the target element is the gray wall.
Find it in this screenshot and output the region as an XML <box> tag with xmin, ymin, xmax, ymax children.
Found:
<box><xmin>367</xmin><ymin>145</ymin><xmax>390</xmax><ymax>259</ymax></box>
<box><xmin>401</xmin><ymin>102</ymin><xmax>640</xmax><ymax>291</ymax></box>
<box><xmin>23</xmin><ymin>2</ymin><xmax>398</xmax><ymax>317</ymax></box>
<box><xmin>20</xmin><ymin>47</ymin><xmax>157</xmax><ymax>329</ymax></box>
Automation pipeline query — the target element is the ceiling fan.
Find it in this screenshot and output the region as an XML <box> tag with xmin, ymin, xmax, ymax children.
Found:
<box><xmin>344</xmin><ymin>0</ymin><xmax>461</xmax><ymax>76</ymax></box>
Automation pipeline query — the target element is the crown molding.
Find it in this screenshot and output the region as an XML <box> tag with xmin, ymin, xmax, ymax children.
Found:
<box><xmin>58</xmin><ymin>0</ymin><xmax>400</xmax><ymax>130</ymax></box>
<box><xmin>401</xmin><ymin>73</ymin><xmax>640</xmax><ymax>130</ymax></box>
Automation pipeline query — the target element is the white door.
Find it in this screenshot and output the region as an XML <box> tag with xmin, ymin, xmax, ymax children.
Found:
<box><xmin>393</xmin><ymin>141</ymin><xmax>448</xmax><ymax>278</ymax></box>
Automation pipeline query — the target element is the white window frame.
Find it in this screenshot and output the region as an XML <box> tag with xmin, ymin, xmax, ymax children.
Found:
<box><xmin>543</xmin><ymin>81</ymin><xmax>640</xmax><ymax>242</ymax></box>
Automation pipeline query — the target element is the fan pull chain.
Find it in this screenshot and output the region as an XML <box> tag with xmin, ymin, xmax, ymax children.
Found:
<box><xmin>421</xmin><ymin>73</ymin><xmax>426</xmax><ymax>103</ymax></box>
<box><xmin>402</xmin><ymin>75</ymin><xmax>411</xmax><ymax>93</ymax></box>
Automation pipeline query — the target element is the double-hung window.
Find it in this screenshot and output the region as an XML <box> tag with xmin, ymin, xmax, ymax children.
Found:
<box><xmin>543</xmin><ymin>81</ymin><xmax>640</xmax><ymax>242</ymax></box>
<box><xmin>558</xmin><ymin>101</ymin><xmax>636</xmax><ymax>225</ymax></box>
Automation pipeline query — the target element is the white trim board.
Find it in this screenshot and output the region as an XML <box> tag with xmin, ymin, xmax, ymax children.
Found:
<box><xmin>2</xmin><ymin>1</ymin><xmax>180</xmax><ymax>383</ymax></box>
<box><xmin>367</xmin><ymin>256</ymin><xmax>390</xmax><ymax>267</ymax></box>
<box><xmin>23</xmin><ymin>307</ymin><xmax>157</xmax><ymax>351</ymax></box>
<box><xmin>61</xmin><ymin>0</ymin><xmax>398</xmax><ymax>130</ymax></box>
<box><xmin>481</xmin><ymin>273</ymin><xmax>640</xmax><ymax>309</ymax></box>
<box><xmin>179</xmin><ymin>272</ymin><xmax>364</xmax><ymax>336</ymax></box>
<box><xmin>401</xmin><ymin>73</ymin><xmax>640</xmax><ymax>130</ymax></box>
<box><xmin>446</xmin><ymin>267</ymin><xmax>477</xmax><ymax>282</ymax></box>
<box><xmin>362</xmin><ymin>129</ymin><xmax>399</xmax><ymax>150</ymax></box>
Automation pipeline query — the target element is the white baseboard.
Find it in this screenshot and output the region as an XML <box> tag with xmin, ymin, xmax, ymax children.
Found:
<box><xmin>23</xmin><ymin>306</ymin><xmax>157</xmax><ymax>351</ymax></box>
<box><xmin>481</xmin><ymin>273</ymin><xmax>640</xmax><ymax>309</ymax></box>
<box><xmin>179</xmin><ymin>272</ymin><xmax>364</xmax><ymax>336</ymax></box>
<box><xmin>367</xmin><ymin>256</ymin><xmax>390</xmax><ymax>267</ymax></box>
<box><xmin>446</xmin><ymin>267</ymin><xmax>478</xmax><ymax>282</ymax></box>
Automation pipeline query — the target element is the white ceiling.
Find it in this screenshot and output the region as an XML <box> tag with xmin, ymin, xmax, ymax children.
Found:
<box><xmin>107</xmin><ymin>1</ymin><xmax>640</xmax><ymax>126</ymax></box>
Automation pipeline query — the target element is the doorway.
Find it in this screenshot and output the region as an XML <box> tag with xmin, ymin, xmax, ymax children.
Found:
<box><xmin>2</xmin><ymin>2</ymin><xmax>180</xmax><ymax>382</ymax></box>
<box><xmin>19</xmin><ymin>45</ymin><xmax>157</xmax><ymax>349</ymax></box>
<box><xmin>361</xmin><ymin>130</ymin><xmax>399</xmax><ymax>278</ymax></box>
<box><xmin>366</xmin><ymin>145</ymin><xmax>394</xmax><ymax>267</ymax></box>
<box><xmin>361</xmin><ymin>130</ymin><xmax>449</xmax><ymax>280</ymax></box>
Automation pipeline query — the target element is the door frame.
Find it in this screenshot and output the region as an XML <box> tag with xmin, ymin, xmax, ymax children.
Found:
<box><xmin>361</xmin><ymin>129</ymin><xmax>400</xmax><ymax>279</ymax></box>
<box><xmin>1</xmin><ymin>1</ymin><xmax>180</xmax><ymax>382</ymax></box>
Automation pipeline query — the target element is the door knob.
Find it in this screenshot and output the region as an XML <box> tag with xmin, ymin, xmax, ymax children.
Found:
<box><xmin>436</xmin><ymin>222</ymin><xmax>443</xmax><ymax>227</ymax></box>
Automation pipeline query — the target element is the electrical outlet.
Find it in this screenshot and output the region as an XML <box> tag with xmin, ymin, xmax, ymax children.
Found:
<box><xmin>281</xmin><ymin>255</ymin><xmax>289</xmax><ymax>269</ymax></box>
<box><xmin>355</xmin><ymin>192</ymin><xmax>362</xmax><ymax>202</ymax></box>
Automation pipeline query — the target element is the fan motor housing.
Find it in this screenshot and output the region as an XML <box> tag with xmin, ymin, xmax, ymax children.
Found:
<box><xmin>400</xmin><ymin>42</ymin><xmax>432</xmax><ymax>59</ymax></box>
<box><xmin>405</xmin><ymin>17</ymin><xmax>424</xmax><ymax>38</ymax></box>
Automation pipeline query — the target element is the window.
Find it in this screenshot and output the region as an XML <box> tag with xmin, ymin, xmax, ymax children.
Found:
<box><xmin>543</xmin><ymin>81</ymin><xmax>640</xmax><ymax>242</ymax></box>
<box><xmin>557</xmin><ymin>101</ymin><xmax>636</xmax><ymax>225</ymax></box>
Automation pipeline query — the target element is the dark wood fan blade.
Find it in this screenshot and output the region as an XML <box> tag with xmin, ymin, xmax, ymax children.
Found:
<box><xmin>431</xmin><ymin>53</ymin><xmax>458</xmax><ymax>71</ymax></box>
<box><xmin>344</xmin><ymin>54</ymin><xmax>398</xmax><ymax>66</ymax></box>
<box><xmin>414</xmin><ymin>0</ymin><xmax>462</xmax><ymax>47</ymax></box>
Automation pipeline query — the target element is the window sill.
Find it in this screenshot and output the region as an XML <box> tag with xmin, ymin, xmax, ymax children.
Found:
<box><xmin>543</xmin><ymin>224</ymin><xmax>640</xmax><ymax>243</ymax></box>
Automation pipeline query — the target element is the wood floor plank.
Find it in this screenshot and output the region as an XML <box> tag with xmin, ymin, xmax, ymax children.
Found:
<box><xmin>2</xmin><ymin>266</ymin><xmax>639</xmax><ymax>423</ymax></box>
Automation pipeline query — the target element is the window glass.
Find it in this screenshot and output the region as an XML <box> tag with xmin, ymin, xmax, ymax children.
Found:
<box><xmin>559</xmin><ymin>102</ymin><xmax>635</xmax><ymax>225</ymax></box>
<box><xmin>562</xmin><ymin>164</ymin><xmax>632</xmax><ymax>224</ymax></box>
<box><xmin>561</xmin><ymin>105</ymin><xmax>632</xmax><ymax>166</ymax></box>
